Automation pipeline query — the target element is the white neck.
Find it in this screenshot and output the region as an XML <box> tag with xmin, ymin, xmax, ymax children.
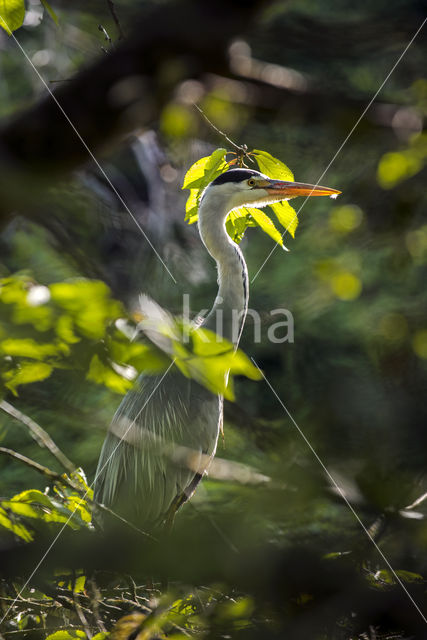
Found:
<box><xmin>197</xmin><ymin>190</ymin><xmax>249</xmax><ymax>346</ymax></box>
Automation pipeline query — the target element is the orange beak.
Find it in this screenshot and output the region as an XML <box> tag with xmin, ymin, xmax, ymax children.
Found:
<box><xmin>265</xmin><ymin>180</ymin><xmax>341</xmax><ymax>199</ymax></box>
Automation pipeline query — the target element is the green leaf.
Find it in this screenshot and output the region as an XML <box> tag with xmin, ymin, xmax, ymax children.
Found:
<box><xmin>0</xmin><ymin>338</ymin><xmax>63</xmax><ymax>360</ymax></box>
<box><xmin>228</xmin><ymin>349</ymin><xmax>262</xmax><ymax>381</ymax></box>
<box><xmin>69</xmin><ymin>467</ymin><xmax>93</xmax><ymax>498</ymax></box>
<box><xmin>4</xmin><ymin>361</ymin><xmax>53</xmax><ymax>394</ymax></box>
<box><xmin>0</xmin><ymin>505</ymin><xmax>33</xmax><ymax>541</ymax></box>
<box><xmin>87</xmin><ymin>354</ymin><xmax>133</xmax><ymax>394</ymax></box>
<box><xmin>56</xmin><ymin>315</ymin><xmax>80</xmax><ymax>343</ymax></box>
<box><xmin>245</xmin><ymin>208</ymin><xmax>286</xmax><ymax>249</ymax></box>
<box><xmin>110</xmin><ymin>339</ymin><xmax>169</xmax><ymax>374</ymax></box>
<box><xmin>50</xmin><ymin>280</ymin><xmax>122</xmax><ymax>340</ymax></box>
<box><xmin>225</xmin><ymin>208</ymin><xmax>256</xmax><ymax>244</ymax></box>
<box><xmin>269</xmin><ymin>201</ymin><xmax>299</xmax><ymax>238</ymax></box>
<box><xmin>174</xmin><ymin>327</ymin><xmax>262</xmax><ymax>401</ymax></box>
<box><xmin>182</xmin><ymin>149</ymin><xmax>298</xmax><ymax>248</ymax></box>
<box><xmin>63</xmin><ymin>495</ymin><xmax>92</xmax><ymax>523</ymax></box>
<box><xmin>0</xmin><ymin>0</ymin><xmax>25</xmax><ymax>35</ymax></box>
<box><xmin>183</xmin><ymin>148</ymin><xmax>228</xmax><ymax>224</ymax></box>
<box><xmin>3</xmin><ymin>490</ymin><xmax>81</xmax><ymax>527</ymax></box>
<box><xmin>252</xmin><ymin>149</ymin><xmax>294</xmax><ymax>181</ymax></box>
<box><xmin>45</xmin><ymin>631</ymin><xmax>86</xmax><ymax>640</ymax></box>
<box><xmin>184</xmin><ymin>188</ymin><xmax>199</xmax><ymax>224</ymax></box>
<box><xmin>182</xmin><ymin>148</ymin><xmax>228</xmax><ymax>190</ymax></box>
<box><xmin>40</xmin><ymin>0</ymin><xmax>58</xmax><ymax>25</ymax></box>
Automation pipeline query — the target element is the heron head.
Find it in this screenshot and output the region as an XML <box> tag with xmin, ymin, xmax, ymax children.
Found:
<box><xmin>205</xmin><ymin>168</ymin><xmax>340</xmax><ymax>212</ymax></box>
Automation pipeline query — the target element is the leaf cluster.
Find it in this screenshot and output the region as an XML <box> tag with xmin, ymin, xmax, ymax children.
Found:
<box><xmin>182</xmin><ymin>148</ymin><xmax>299</xmax><ymax>248</ymax></box>
<box><xmin>0</xmin><ymin>468</ymin><xmax>92</xmax><ymax>543</ymax></box>
<box><xmin>0</xmin><ymin>274</ymin><xmax>260</xmax><ymax>400</ymax></box>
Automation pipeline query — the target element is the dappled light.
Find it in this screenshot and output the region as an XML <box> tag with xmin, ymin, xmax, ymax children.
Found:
<box><xmin>0</xmin><ymin>0</ymin><xmax>426</xmax><ymax>639</ymax></box>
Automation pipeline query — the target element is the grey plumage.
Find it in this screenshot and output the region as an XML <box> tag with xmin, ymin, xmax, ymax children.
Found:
<box><xmin>94</xmin><ymin>372</ymin><xmax>221</xmax><ymax>529</ymax></box>
<box><xmin>93</xmin><ymin>168</ymin><xmax>340</xmax><ymax>531</ymax></box>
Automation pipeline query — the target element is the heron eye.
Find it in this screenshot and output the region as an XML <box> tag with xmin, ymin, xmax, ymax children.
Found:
<box><xmin>247</xmin><ymin>179</ymin><xmax>256</xmax><ymax>187</ymax></box>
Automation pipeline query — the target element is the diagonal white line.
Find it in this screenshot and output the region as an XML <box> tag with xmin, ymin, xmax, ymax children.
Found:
<box><xmin>251</xmin><ymin>15</ymin><xmax>427</xmax><ymax>284</ymax></box>
<box><xmin>0</xmin><ymin>360</ymin><xmax>175</xmax><ymax>626</ymax></box>
<box><xmin>251</xmin><ymin>358</ymin><xmax>427</xmax><ymax>625</ymax></box>
<box><xmin>1</xmin><ymin>20</ymin><xmax>176</xmax><ymax>283</ymax></box>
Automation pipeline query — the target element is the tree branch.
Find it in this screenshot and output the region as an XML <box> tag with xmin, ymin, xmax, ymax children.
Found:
<box><xmin>0</xmin><ymin>400</ymin><xmax>75</xmax><ymax>473</ymax></box>
<box><xmin>106</xmin><ymin>0</ymin><xmax>124</xmax><ymax>41</ymax></box>
<box><xmin>0</xmin><ymin>0</ymin><xmax>268</xmax><ymax>224</ymax></box>
<box><xmin>0</xmin><ymin>446</ymin><xmax>155</xmax><ymax>539</ymax></box>
<box><xmin>0</xmin><ymin>446</ymin><xmax>75</xmax><ymax>486</ymax></box>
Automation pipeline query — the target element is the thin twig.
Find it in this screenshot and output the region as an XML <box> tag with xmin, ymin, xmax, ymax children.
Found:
<box><xmin>194</xmin><ymin>104</ymin><xmax>251</xmax><ymax>159</ymax></box>
<box><xmin>0</xmin><ymin>447</ymin><xmax>76</xmax><ymax>486</ymax></box>
<box><xmin>98</xmin><ymin>24</ymin><xmax>112</xmax><ymax>50</ymax></box>
<box><xmin>107</xmin><ymin>0</ymin><xmax>125</xmax><ymax>40</ymax></box>
<box><xmin>87</xmin><ymin>578</ymin><xmax>107</xmax><ymax>633</ymax></box>
<box><xmin>72</xmin><ymin>572</ymin><xmax>92</xmax><ymax>639</ymax></box>
<box><xmin>0</xmin><ymin>400</ymin><xmax>75</xmax><ymax>473</ymax></box>
<box><xmin>405</xmin><ymin>491</ymin><xmax>427</xmax><ymax>511</ymax></box>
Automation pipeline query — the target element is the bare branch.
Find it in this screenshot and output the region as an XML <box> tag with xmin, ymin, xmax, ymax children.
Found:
<box><xmin>0</xmin><ymin>446</ymin><xmax>155</xmax><ymax>539</ymax></box>
<box><xmin>0</xmin><ymin>446</ymin><xmax>69</xmax><ymax>483</ymax></box>
<box><xmin>0</xmin><ymin>0</ymin><xmax>268</xmax><ymax>225</ymax></box>
<box><xmin>107</xmin><ymin>0</ymin><xmax>125</xmax><ymax>41</ymax></box>
<box><xmin>0</xmin><ymin>400</ymin><xmax>75</xmax><ymax>473</ymax></box>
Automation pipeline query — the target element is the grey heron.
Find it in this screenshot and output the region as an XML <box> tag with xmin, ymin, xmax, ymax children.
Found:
<box><xmin>93</xmin><ymin>168</ymin><xmax>340</xmax><ymax>532</ymax></box>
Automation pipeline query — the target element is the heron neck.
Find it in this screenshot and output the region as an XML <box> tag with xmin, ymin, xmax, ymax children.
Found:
<box><xmin>198</xmin><ymin>195</ymin><xmax>248</xmax><ymax>346</ymax></box>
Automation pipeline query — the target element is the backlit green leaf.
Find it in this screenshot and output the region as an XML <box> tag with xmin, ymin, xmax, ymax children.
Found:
<box><xmin>0</xmin><ymin>0</ymin><xmax>25</xmax><ymax>35</ymax></box>
<box><xmin>184</xmin><ymin>188</ymin><xmax>199</xmax><ymax>224</ymax></box>
<box><xmin>182</xmin><ymin>148</ymin><xmax>228</xmax><ymax>190</ymax></box>
<box><xmin>40</xmin><ymin>0</ymin><xmax>58</xmax><ymax>25</ymax></box>
<box><xmin>0</xmin><ymin>338</ymin><xmax>64</xmax><ymax>360</ymax></box>
<box><xmin>245</xmin><ymin>208</ymin><xmax>286</xmax><ymax>249</ymax></box>
<box><xmin>4</xmin><ymin>490</ymin><xmax>79</xmax><ymax>527</ymax></box>
<box><xmin>0</xmin><ymin>505</ymin><xmax>33</xmax><ymax>541</ymax></box>
<box><xmin>45</xmin><ymin>631</ymin><xmax>86</xmax><ymax>640</ymax></box>
<box><xmin>183</xmin><ymin>148</ymin><xmax>298</xmax><ymax>249</ymax></box>
<box><xmin>87</xmin><ymin>354</ymin><xmax>133</xmax><ymax>394</ymax></box>
<box><xmin>252</xmin><ymin>149</ymin><xmax>294</xmax><ymax>181</ymax></box>
<box><xmin>270</xmin><ymin>201</ymin><xmax>299</xmax><ymax>238</ymax></box>
<box><xmin>174</xmin><ymin>327</ymin><xmax>262</xmax><ymax>400</ymax></box>
<box><xmin>4</xmin><ymin>361</ymin><xmax>53</xmax><ymax>394</ymax></box>
<box><xmin>183</xmin><ymin>148</ymin><xmax>228</xmax><ymax>224</ymax></box>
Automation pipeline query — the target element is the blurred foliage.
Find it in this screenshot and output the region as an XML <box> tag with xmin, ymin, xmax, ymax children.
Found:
<box><xmin>0</xmin><ymin>468</ymin><xmax>92</xmax><ymax>543</ymax></box>
<box><xmin>377</xmin><ymin>132</ymin><xmax>427</xmax><ymax>189</ymax></box>
<box><xmin>0</xmin><ymin>0</ymin><xmax>427</xmax><ymax>638</ymax></box>
<box><xmin>0</xmin><ymin>274</ymin><xmax>259</xmax><ymax>401</ymax></box>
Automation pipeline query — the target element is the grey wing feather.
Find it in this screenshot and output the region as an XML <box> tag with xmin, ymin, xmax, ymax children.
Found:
<box><xmin>93</xmin><ymin>371</ymin><xmax>221</xmax><ymax>530</ymax></box>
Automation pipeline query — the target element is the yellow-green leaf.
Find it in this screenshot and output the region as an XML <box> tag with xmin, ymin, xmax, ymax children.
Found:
<box><xmin>40</xmin><ymin>0</ymin><xmax>58</xmax><ymax>25</ymax></box>
<box><xmin>182</xmin><ymin>148</ymin><xmax>227</xmax><ymax>190</ymax></box>
<box><xmin>45</xmin><ymin>631</ymin><xmax>86</xmax><ymax>640</ymax></box>
<box><xmin>87</xmin><ymin>354</ymin><xmax>133</xmax><ymax>394</ymax></box>
<box><xmin>252</xmin><ymin>149</ymin><xmax>294</xmax><ymax>181</ymax></box>
<box><xmin>246</xmin><ymin>208</ymin><xmax>287</xmax><ymax>249</ymax></box>
<box><xmin>0</xmin><ymin>0</ymin><xmax>25</xmax><ymax>35</ymax></box>
<box><xmin>4</xmin><ymin>490</ymin><xmax>76</xmax><ymax>527</ymax></box>
<box><xmin>0</xmin><ymin>338</ymin><xmax>61</xmax><ymax>360</ymax></box>
<box><xmin>183</xmin><ymin>148</ymin><xmax>229</xmax><ymax>225</ymax></box>
<box><xmin>0</xmin><ymin>505</ymin><xmax>33</xmax><ymax>541</ymax></box>
<box><xmin>184</xmin><ymin>188</ymin><xmax>199</xmax><ymax>223</ymax></box>
<box><xmin>269</xmin><ymin>201</ymin><xmax>299</xmax><ymax>238</ymax></box>
<box><xmin>228</xmin><ymin>349</ymin><xmax>262</xmax><ymax>381</ymax></box>
<box><xmin>4</xmin><ymin>361</ymin><xmax>53</xmax><ymax>394</ymax></box>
